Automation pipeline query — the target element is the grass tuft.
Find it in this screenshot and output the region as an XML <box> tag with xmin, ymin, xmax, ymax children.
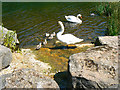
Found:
<box><xmin>97</xmin><ymin>2</ymin><xmax>120</xmax><ymax>36</ymax></box>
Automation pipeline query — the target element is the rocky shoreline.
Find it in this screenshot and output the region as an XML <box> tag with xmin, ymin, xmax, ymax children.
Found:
<box><xmin>0</xmin><ymin>26</ymin><xmax>119</xmax><ymax>89</ymax></box>
<box><xmin>0</xmin><ymin>49</ymin><xmax>58</xmax><ymax>88</ymax></box>
<box><xmin>69</xmin><ymin>36</ymin><xmax>119</xmax><ymax>89</ymax></box>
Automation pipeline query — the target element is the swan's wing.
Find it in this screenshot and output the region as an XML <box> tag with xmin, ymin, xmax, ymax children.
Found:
<box><xmin>59</xmin><ymin>34</ymin><xmax>83</xmax><ymax>44</ymax></box>
<box><xmin>64</xmin><ymin>34</ymin><xmax>82</xmax><ymax>41</ymax></box>
<box><xmin>65</xmin><ymin>16</ymin><xmax>78</xmax><ymax>22</ymax></box>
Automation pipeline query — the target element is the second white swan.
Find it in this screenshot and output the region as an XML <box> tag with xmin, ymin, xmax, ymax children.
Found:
<box><xmin>57</xmin><ymin>21</ymin><xmax>83</xmax><ymax>45</ymax></box>
<box><xmin>65</xmin><ymin>14</ymin><xmax>82</xmax><ymax>24</ymax></box>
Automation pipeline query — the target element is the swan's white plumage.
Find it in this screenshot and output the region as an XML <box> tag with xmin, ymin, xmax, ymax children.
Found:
<box><xmin>65</xmin><ymin>14</ymin><xmax>82</xmax><ymax>24</ymax></box>
<box><xmin>57</xmin><ymin>21</ymin><xmax>83</xmax><ymax>44</ymax></box>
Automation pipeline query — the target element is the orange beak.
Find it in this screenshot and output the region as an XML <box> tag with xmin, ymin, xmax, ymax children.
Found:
<box><xmin>81</xmin><ymin>16</ymin><xmax>82</xmax><ymax>19</ymax></box>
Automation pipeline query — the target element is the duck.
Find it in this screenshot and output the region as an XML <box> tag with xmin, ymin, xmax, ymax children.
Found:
<box><xmin>57</xmin><ymin>21</ymin><xmax>83</xmax><ymax>45</ymax></box>
<box><xmin>65</xmin><ymin>14</ymin><xmax>82</xmax><ymax>24</ymax></box>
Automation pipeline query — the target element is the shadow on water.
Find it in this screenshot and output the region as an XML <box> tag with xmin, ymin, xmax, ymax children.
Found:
<box><xmin>49</xmin><ymin>45</ymin><xmax>77</xmax><ymax>50</ymax></box>
<box><xmin>54</xmin><ymin>71</ymin><xmax>73</xmax><ymax>89</ymax></box>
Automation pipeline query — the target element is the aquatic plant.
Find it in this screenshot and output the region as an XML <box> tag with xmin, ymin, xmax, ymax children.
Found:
<box><xmin>97</xmin><ymin>2</ymin><xmax>120</xmax><ymax>36</ymax></box>
<box><xmin>106</xmin><ymin>13</ymin><xmax>119</xmax><ymax>36</ymax></box>
<box><xmin>96</xmin><ymin>2</ymin><xmax>112</xmax><ymax>16</ymax></box>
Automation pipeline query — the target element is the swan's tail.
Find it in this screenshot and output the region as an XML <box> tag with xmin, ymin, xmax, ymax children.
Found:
<box><xmin>74</xmin><ymin>38</ymin><xmax>83</xmax><ymax>44</ymax></box>
<box><xmin>65</xmin><ymin>16</ymin><xmax>68</xmax><ymax>19</ymax></box>
<box><xmin>79</xmin><ymin>39</ymin><xmax>84</xmax><ymax>42</ymax></box>
<box><xmin>76</xmin><ymin>38</ymin><xmax>83</xmax><ymax>43</ymax></box>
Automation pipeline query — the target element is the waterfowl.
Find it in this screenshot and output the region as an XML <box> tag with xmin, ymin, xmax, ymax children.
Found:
<box><xmin>36</xmin><ymin>42</ymin><xmax>42</xmax><ymax>50</ymax></box>
<box><xmin>57</xmin><ymin>21</ymin><xmax>83</xmax><ymax>45</ymax></box>
<box><xmin>90</xmin><ymin>13</ymin><xmax>95</xmax><ymax>16</ymax></box>
<box><xmin>51</xmin><ymin>32</ymin><xmax>56</xmax><ymax>37</ymax></box>
<box><xmin>48</xmin><ymin>35</ymin><xmax>53</xmax><ymax>39</ymax></box>
<box><xmin>45</xmin><ymin>33</ymin><xmax>50</xmax><ymax>37</ymax></box>
<box><xmin>42</xmin><ymin>39</ymin><xmax>47</xmax><ymax>45</ymax></box>
<box><xmin>65</xmin><ymin>14</ymin><xmax>82</xmax><ymax>24</ymax></box>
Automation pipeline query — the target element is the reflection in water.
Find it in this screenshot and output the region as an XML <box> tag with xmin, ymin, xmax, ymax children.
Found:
<box><xmin>63</xmin><ymin>21</ymin><xmax>80</xmax><ymax>28</ymax></box>
<box><xmin>2</xmin><ymin>2</ymin><xmax>107</xmax><ymax>48</ymax></box>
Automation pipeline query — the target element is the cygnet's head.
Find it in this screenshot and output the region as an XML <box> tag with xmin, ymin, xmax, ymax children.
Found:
<box><xmin>77</xmin><ymin>14</ymin><xmax>82</xmax><ymax>18</ymax></box>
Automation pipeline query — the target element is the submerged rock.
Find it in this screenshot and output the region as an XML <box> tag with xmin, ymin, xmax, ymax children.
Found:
<box><xmin>68</xmin><ymin>36</ymin><xmax>118</xmax><ymax>89</ymax></box>
<box><xmin>0</xmin><ymin>45</ymin><xmax>12</xmax><ymax>70</ymax></box>
<box><xmin>75</xmin><ymin>43</ymin><xmax>94</xmax><ymax>48</ymax></box>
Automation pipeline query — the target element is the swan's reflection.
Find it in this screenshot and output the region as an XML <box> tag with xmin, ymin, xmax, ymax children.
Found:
<box><xmin>63</xmin><ymin>21</ymin><xmax>80</xmax><ymax>28</ymax></box>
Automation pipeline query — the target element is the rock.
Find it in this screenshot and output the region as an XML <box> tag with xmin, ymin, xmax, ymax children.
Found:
<box><xmin>37</xmin><ymin>78</ymin><xmax>59</xmax><ymax>89</ymax></box>
<box><xmin>0</xmin><ymin>25</ymin><xmax>19</xmax><ymax>45</ymax></box>
<box><xmin>0</xmin><ymin>48</ymin><xmax>52</xmax><ymax>78</ymax></box>
<box><xmin>95</xmin><ymin>36</ymin><xmax>118</xmax><ymax>49</ymax></box>
<box><xmin>0</xmin><ymin>73</ymin><xmax>12</xmax><ymax>89</ymax></box>
<box><xmin>2</xmin><ymin>68</ymin><xmax>59</xmax><ymax>88</ymax></box>
<box><xmin>0</xmin><ymin>45</ymin><xmax>12</xmax><ymax>70</ymax></box>
<box><xmin>68</xmin><ymin>44</ymin><xmax>118</xmax><ymax>89</ymax></box>
<box><xmin>72</xmin><ymin>77</ymin><xmax>100</xmax><ymax>89</ymax></box>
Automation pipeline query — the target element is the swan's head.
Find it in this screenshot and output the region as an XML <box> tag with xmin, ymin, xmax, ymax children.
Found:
<box><xmin>58</xmin><ymin>21</ymin><xmax>63</xmax><ymax>25</ymax></box>
<box><xmin>77</xmin><ymin>14</ymin><xmax>82</xmax><ymax>19</ymax></box>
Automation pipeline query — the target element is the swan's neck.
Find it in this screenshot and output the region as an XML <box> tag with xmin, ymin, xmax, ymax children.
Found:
<box><xmin>57</xmin><ymin>22</ymin><xmax>64</xmax><ymax>36</ymax></box>
<box><xmin>77</xmin><ymin>15</ymin><xmax>80</xmax><ymax>19</ymax></box>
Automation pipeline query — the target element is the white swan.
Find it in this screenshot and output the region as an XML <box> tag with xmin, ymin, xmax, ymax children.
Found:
<box><xmin>65</xmin><ymin>14</ymin><xmax>82</xmax><ymax>24</ymax></box>
<box><xmin>57</xmin><ymin>21</ymin><xmax>83</xmax><ymax>45</ymax></box>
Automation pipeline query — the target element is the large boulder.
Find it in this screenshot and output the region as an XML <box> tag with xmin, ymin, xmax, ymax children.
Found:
<box><xmin>0</xmin><ymin>45</ymin><xmax>12</xmax><ymax>70</ymax></box>
<box><xmin>68</xmin><ymin>36</ymin><xmax>118</xmax><ymax>89</ymax></box>
<box><xmin>2</xmin><ymin>68</ymin><xmax>59</xmax><ymax>89</ymax></box>
<box><xmin>0</xmin><ymin>25</ymin><xmax>19</xmax><ymax>45</ymax></box>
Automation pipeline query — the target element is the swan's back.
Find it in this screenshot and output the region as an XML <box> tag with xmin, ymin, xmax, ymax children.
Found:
<box><xmin>57</xmin><ymin>34</ymin><xmax>83</xmax><ymax>44</ymax></box>
<box><xmin>65</xmin><ymin>16</ymin><xmax>78</xmax><ymax>22</ymax></box>
<box><xmin>65</xmin><ymin>15</ymin><xmax>82</xmax><ymax>24</ymax></box>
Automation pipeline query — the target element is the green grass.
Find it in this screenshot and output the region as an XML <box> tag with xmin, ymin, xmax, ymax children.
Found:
<box><xmin>96</xmin><ymin>2</ymin><xmax>120</xmax><ymax>36</ymax></box>
<box><xmin>0</xmin><ymin>24</ymin><xmax>18</xmax><ymax>51</ymax></box>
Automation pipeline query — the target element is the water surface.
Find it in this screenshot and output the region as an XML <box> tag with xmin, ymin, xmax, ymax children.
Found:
<box><xmin>2</xmin><ymin>2</ymin><xmax>107</xmax><ymax>48</ymax></box>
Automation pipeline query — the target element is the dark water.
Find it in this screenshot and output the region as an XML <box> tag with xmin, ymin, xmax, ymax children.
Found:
<box><xmin>2</xmin><ymin>2</ymin><xmax>107</xmax><ymax>48</ymax></box>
